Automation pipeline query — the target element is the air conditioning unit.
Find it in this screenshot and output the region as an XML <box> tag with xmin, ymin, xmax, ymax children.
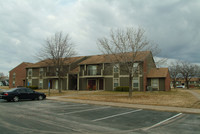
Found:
<box><xmin>147</xmin><ymin>86</ymin><xmax>152</xmax><ymax>91</ymax></box>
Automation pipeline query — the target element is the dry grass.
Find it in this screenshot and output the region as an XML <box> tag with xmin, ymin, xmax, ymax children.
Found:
<box><xmin>0</xmin><ymin>86</ymin><xmax>10</xmax><ymax>89</ymax></box>
<box><xmin>13</xmin><ymin>88</ymin><xmax>200</xmax><ymax>109</ymax></box>
<box><xmin>65</xmin><ymin>89</ymin><xmax>200</xmax><ymax>109</ymax></box>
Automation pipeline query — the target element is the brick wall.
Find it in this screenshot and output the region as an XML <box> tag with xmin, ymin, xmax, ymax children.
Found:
<box><xmin>9</xmin><ymin>62</ymin><xmax>31</xmax><ymax>88</ymax></box>
<box><xmin>165</xmin><ymin>69</ymin><xmax>171</xmax><ymax>91</ymax></box>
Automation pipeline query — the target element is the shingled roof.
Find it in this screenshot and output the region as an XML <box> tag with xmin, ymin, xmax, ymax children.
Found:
<box><xmin>147</xmin><ymin>68</ymin><xmax>169</xmax><ymax>78</ymax></box>
<box><xmin>27</xmin><ymin>56</ymin><xmax>85</xmax><ymax>68</ymax></box>
<box><xmin>79</xmin><ymin>51</ymin><xmax>151</xmax><ymax>65</ymax></box>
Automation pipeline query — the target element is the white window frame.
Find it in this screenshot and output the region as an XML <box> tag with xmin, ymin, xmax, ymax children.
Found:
<box><xmin>133</xmin><ymin>63</ymin><xmax>139</xmax><ymax>73</ymax></box>
<box><xmin>28</xmin><ymin>69</ymin><xmax>32</xmax><ymax>76</ymax></box>
<box><xmin>88</xmin><ymin>65</ymin><xmax>97</xmax><ymax>75</ymax></box>
<box><xmin>12</xmin><ymin>81</ymin><xmax>15</xmax><ymax>87</ymax></box>
<box><xmin>113</xmin><ymin>64</ymin><xmax>119</xmax><ymax>73</ymax></box>
<box><xmin>39</xmin><ymin>68</ymin><xmax>43</xmax><ymax>76</ymax></box>
<box><xmin>39</xmin><ymin>79</ymin><xmax>43</xmax><ymax>89</ymax></box>
<box><xmin>132</xmin><ymin>77</ymin><xmax>139</xmax><ymax>89</ymax></box>
<box><xmin>151</xmin><ymin>78</ymin><xmax>159</xmax><ymax>90</ymax></box>
<box><xmin>113</xmin><ymin>78</ymin><xmax>119</xmax><ymax>88</ymax></box>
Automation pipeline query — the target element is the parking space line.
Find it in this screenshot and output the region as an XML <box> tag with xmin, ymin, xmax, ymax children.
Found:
<box><xmin>92</xmin><ymin>109</ymin><xmax>143</xmax><ymax>122</ymax></box>
<box><xmin>143</xmin><ymin>113</ymin><xmax>183</xmax><ymax>131</ymax></box>
<box><xmin>58</xmin><ymin>106</ymin><xmax>110</xmax><ymax>115</ymax></box>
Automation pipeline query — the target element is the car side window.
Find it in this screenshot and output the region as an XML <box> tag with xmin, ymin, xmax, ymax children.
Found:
<box><xmin>25</xmin><ymin>88</ymin><xmax>34</xmax><ymax>93</ymax></box>
<box><xmin>18</xmin><ymin>89</ymin><xmax>27</xmax><ymax>93</ymax></box>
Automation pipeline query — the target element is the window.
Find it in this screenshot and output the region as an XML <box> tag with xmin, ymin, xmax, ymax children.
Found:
<box><xmin>151</xmin><ymin>79</ymin><xmax>159</xmax><ymax>89</ymax></box>
<box><xmin>114</xmin><ymin>78</ymin><xmax>119</xmax><ymax>88</ymax></box>
<box><xmin>113</xmin><ymin>64</ymin><xmax>119</xmax><ymax>73</ymax></box>
<box><xmin>13</xmin><ymin>73</ymin><xmax>16</xmax><ymax>80</ymax></box>
<box><xmin>88</xmin><ymin>65</ymin><xmax>97</xmax><ymax>75</ymax></box>
<box><xmin>28</xmin><ymin>69</ymin><xmax>32</xmax><ymax>76</ymax></box>
<box><xmin>18</xmin><ymin>88</ymin><xmax>27</xmax><ymax>93</ymax></box>
<box><xmin>39</xmin><ymin>68</ymin><xmax>43</xmax><ymax>76</ymax></box>
<box><xmin>133</xmin><ymin>63</ymin><xmax>139</xmax><ymax>72</ymax></box>
<box><xmin>133</xmin><ymin>77</ymin><xmax>139</xmax><ymax>88</ymax></box>
<box><xmin>25</xmin><ymin>88</ymin><xmax>34</xmax><ymax>93</ymax></box>
<box><xmin>13</xmin><ymin>73</ymin><xmax>16</xmax><ymax>87</ymax></box>
<box><xmin>39</xmin><ymin>80</ymin><xmax>43</xmax><ymax>89</ymax></box>
<box><xmin>12</xmin><ymin>81</ymin><xmax>15</xmax><ymax>87</ymax></box>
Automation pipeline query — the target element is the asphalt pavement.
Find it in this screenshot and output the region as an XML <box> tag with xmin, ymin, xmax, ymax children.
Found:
<box><xmin>0</xmin><ymin>99</ymin><xmax>200</xmax><ymax>134</ymax></box>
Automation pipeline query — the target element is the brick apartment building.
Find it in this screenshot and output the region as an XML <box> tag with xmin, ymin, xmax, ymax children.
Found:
<box><xmin>23</xmin><ymin>51</ymin><xmax>170</xmax><ymax>91</ymax></box>
<box><xmin>9</xmin><ymin>51</ymin><xmax>171</xmax><ymax>91</ymax></box>
<box><xmin>9</xmin><ymin>62</ymin><xmax>33</xmax><ymax>88</ymax></box>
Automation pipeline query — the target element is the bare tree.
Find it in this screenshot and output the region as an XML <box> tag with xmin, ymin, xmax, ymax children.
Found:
<box><xmin>178</xmin><ymin>61</ymin><xmax>200</xmax><ymax>89</ymax></box>
<box><xmin>38</xmin><ymin>32</ymin><xmax>76</xmax><ymax>93</ymax></box>
<box><xmin>97</xmin><ymin>27</ymin><xmax>158</xmax><ymax>97</ymax></box>
<box><xmin>169</xmin><ymin>60</ymin><xmax>181</xmax><ymax>88</ymax></box>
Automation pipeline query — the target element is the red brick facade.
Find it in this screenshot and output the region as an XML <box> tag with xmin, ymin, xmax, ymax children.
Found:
<box><xmin>9</xmin><ymin>62</ymin><xmax>32</xmax><ymax>88</ymax></box>
<box><xmin>165</xmin><ymin>69</ymin><xmax>171</xmax><ymax>91</ymax></box>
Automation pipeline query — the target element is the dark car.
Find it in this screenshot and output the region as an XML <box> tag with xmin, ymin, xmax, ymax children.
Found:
<box><xmin>0</xmin><ymin>87</ymin><xmax>46</xmax><ymax>102</ymax></box>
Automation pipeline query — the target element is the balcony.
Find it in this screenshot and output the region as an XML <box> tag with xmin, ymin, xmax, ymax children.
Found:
<box><xmin>46</xmin><ymin>72</ymin><xmax>57</xmax><ymax>76</ymax></box>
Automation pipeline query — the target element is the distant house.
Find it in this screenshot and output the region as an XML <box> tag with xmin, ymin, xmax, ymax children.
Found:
<box><xmin>9</xmin><ymin>62</ymin><xmax>33</xmax><ymax>88</ymax></box>
<box><xmin>171</xmin><ymin>78</ymin><xmax>200</xmax><ymax>88</ymax></box>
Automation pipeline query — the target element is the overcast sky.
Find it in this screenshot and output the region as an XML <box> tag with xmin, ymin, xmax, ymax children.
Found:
<box><xmin>0</xmin><ymin>0</ymin><xmax>200</xmax><ymax>75</ymax></box>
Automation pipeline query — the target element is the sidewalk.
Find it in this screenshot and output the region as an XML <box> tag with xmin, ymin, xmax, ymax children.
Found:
<box><xmin>185</xmin><ymin>90</ymin><xmax>200</xmax><ymax>100</ymax></box>
<box><xmin>48</xmin><ymin>96</ymin><xmax>200</xmax><ymax>114</ymax></box>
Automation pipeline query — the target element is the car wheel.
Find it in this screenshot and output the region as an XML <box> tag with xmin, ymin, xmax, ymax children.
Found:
<box><xmin>38</xmin><ymin>95</ymin><xmax>43</xmax><ymax>100</ymax></box>
<box><xmin>13</xmin><ymin>96</ymin><xmax>19</xmax><ymax>102</ymax></box>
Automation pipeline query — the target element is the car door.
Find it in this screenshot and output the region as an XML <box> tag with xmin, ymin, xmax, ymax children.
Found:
<box><xmin>25</xmin><ymin>88</ymin><xmax>36</xmax><ymax>100</ymax></box>
<box><xmin>17</xmin><ymin>88</ymin><xmax>28</xmax><ymax>99</ymax></box>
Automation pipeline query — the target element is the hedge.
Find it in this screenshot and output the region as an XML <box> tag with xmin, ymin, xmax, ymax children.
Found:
<box><xmin>27</xmin><ymin>86</ymin><xmax>38</xmax><ymax>90</ymax></box>
<box><xmin>115</xmin><ymin>86</ymin><xmax>129</xmax><ymax>92</ymax></box>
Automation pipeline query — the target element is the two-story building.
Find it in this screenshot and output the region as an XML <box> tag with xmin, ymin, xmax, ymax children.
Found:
<box><xmin>77</xmin><ymin>51</ymin><xmax>170</xmax><ymax>91</ymax></box>
<box><xmin>26</xmin><ymin>56</ymin><xmax>86</xmax><ymax>90</ymax></box>
<box><xmin>9</xmin><ymin>62</ymin><xmax>33</xmax><ymax>88</ymax></box>
<box><xmin>10</xmin><ymin>51</ymin><xmax>170</xmax><ymax>91</ymax></box>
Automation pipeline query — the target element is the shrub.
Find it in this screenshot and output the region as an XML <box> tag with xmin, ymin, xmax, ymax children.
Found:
<box><xmin>27</xmin><ymin>86</ymin><xmax>38</xmax><ymax>90</ymax></box>
<box><xmin>115</xmin><ymin>86</ymin><xmax>129</xmax><ymax>92</ymax></box>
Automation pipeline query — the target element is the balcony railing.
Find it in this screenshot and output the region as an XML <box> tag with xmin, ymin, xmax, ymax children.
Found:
<box><xmin>87</xmin><ymin>69</ymin><xmax>102</xmax><ymax>76</ymax></box>
<box><xmin>46</xmin><ymin>72</ymin><xmax>57</xmax><ymax>76</ymax></box>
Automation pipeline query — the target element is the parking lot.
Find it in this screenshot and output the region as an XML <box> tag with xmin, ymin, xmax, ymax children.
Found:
<box><xmin>0</xmin><ymin>99</ymin><xmax>200</xmax><ymax>134</ymax></box>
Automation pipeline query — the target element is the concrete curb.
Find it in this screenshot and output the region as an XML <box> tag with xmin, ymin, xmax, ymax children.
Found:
<box><xmin>47</xmin><ymin>96</ymin><xmax>200</xmax><ymax>114</ymax></box>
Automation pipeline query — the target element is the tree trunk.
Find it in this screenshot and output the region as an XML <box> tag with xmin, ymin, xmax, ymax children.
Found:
<box><xmin>173</xmin><ymin>79</ymin><xmax>176</xmax><ymax>88</ymax></box>
<box><xmin>186</xmin><ymin>80</ymin><xmax>189</xmax><ymax>89</ymax></box>
<box><xmin>58</xmin><ymin>77</ymin><xmax>62</xmax><ymax>93</ymax></box>
<box><xmin>129</xmin><ymin>73</ymin><xmax>133</xmax><ymax>98</ymax></box>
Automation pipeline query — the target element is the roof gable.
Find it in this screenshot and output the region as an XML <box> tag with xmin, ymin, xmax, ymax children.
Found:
<box><xmin>147</xmin><ymin>68</ymin><xmax>169</xmax><ymax>78</ymax></box>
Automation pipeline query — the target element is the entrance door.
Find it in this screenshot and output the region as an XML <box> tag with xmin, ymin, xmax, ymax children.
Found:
<box><xmin>88</xmin><ymin>80</ymin><xmax>96</xmax><ymax>90</ymax></box>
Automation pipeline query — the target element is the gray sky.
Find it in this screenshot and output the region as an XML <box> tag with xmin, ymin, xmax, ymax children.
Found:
<box><xmin>0</xmin><ymin>0</ymin><xmax>200</xmax><ymax>75</ymax></box>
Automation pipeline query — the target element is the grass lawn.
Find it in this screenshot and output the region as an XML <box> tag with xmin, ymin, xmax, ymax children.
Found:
<box><xmin>35</xmin><ymin>88</ymin><xmax>200</xmax><ymax>109</ymax></box>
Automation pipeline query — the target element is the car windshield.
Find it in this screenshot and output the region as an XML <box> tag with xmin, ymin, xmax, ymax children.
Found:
<box><xmin>6</xmin><ymin>88</ymin><xmax>18</xmax><ymax>92</ymax></box>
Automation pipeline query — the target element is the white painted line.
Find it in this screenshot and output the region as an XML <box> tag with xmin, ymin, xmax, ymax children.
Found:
<box><xmin>63</xmin><ymin>104</ymin><xmax>88</xmax><ymax>107</ymax></box>
<box><xmin>92</xmin><ymin>109</ymin><xmax>143</xmax><ymax>122</ymax></box>
<box><xmin>143</xmin><ymin>113</ymin><xmax>183</xmax><ymax>131</ymax></box>
<box><xmin>58</xmin><ymin>106</ymin><xmax>110</xmax><ymax>115</ymax></box>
